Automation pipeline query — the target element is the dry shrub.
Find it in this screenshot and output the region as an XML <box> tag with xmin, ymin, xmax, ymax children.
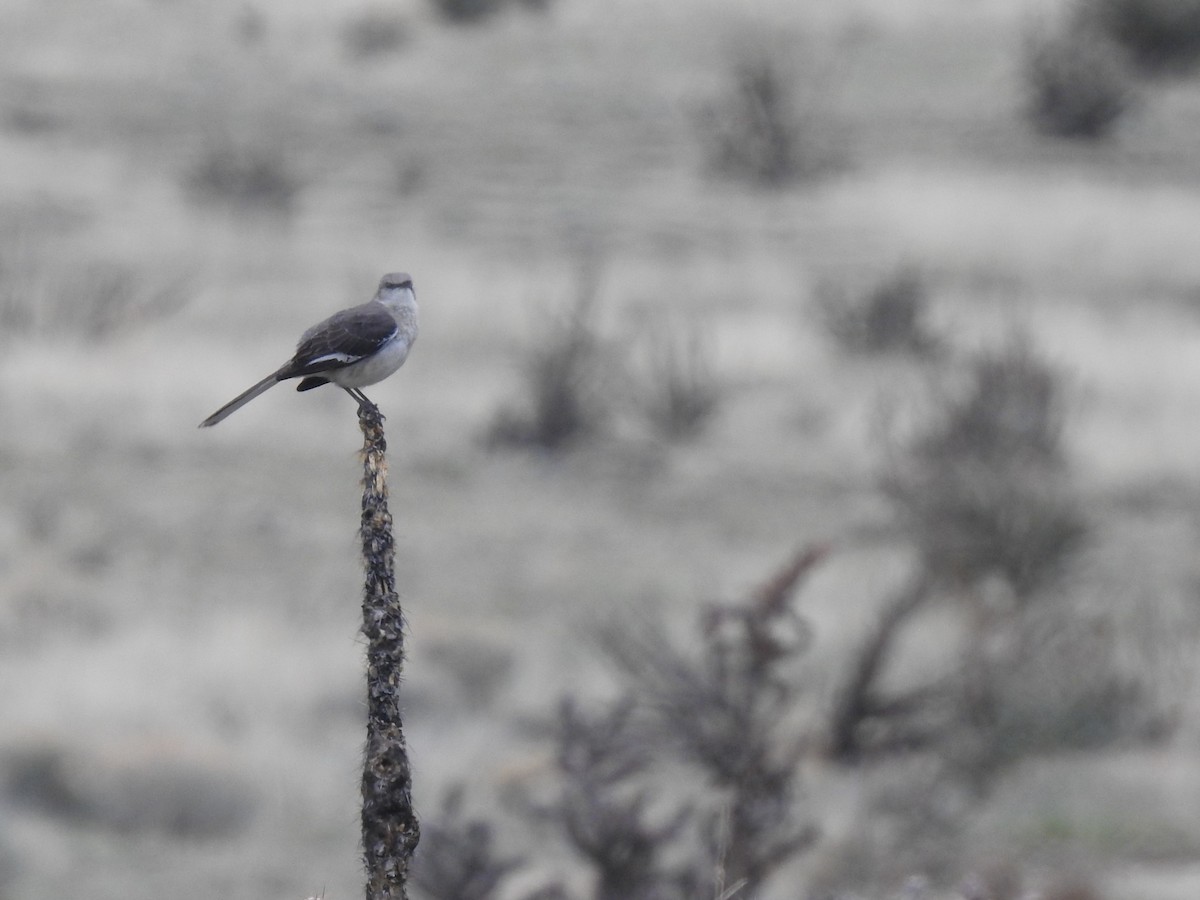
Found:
<box><xmin>0</xmin><ymin>203</ymin><xmax>193</xmax><ymax>341</ymax></box>
<box><xmin>1078</xmin><ymin>0</ymin><xmax>1200</xmax><ymax>73</ymax></box>
<box><xmin>342</xmin><ymin>7</ymin><xmax>410</xmax><ymax>60</ymax></box>
<box><xmin>0</xmin><ymin>245</ymin><xmax>193</xmax><ymax>342</ymax></box>
<box><xmin>410</xmin><ymin>786</ymin><xmax>523</xmax><ymax>900</ymax></box>
<box><xmin>581</xmin><ymin>547</ymin><xmax>826</xmax><ymax>897</ymax></box>
<box><xmin>5</xmin><ymin>103</ymin><xmax>60</xmax><ymax>135</ymax></box>
<box><xmin>816</xmin><ymin>266</ymin><xmax>941</xmax><ymax>357</ymax></box>
<box><xmin>1022</xmin><ymin>23</ymin><xmax>1137</xmax><ymax>140</ymax></box>
<box><xmin>880</xmin><ymin>342</ymin><xmax>1172</xmax><ymax>778</ymax></box>
<box><xmin>422</xmin><ymin>637</ymin><xmax>515</xmax><ymax>710</ymax></box>
<box><xmin>885</xmin><ymin>340</ymin><xmax>1087</xmax><ymax>596</ymax></box>
<box><xmin>414</xmin><ymin>549</ymin><xmax>825</xmax><ymax>899</ymax></box>
<box><xmin>529</xmin><ymin>698</ymin><xmax>696</xmax><ymax>900</ymax></box>
<box><xmin>184</xmin><ymin>142</ymin><xmax>302</xmax><ymax>214</ymax></box>
<box><xmin>3</xmin><ymin>740</ymin><xmax>256</xmax><ymax>838</ymax></box>
<box><xmin>830</xmin><ymin>341</ymin><xmax>1090</xmax><ymax>764</ymax></box>
<box><xmin>487</xmin><ymin>264</ymin><xmax>609</xmax><ymax>451</ymax></box>
<box><xmin>629</xmin><ymin>313</ymin><xmax>722</xmax><ymax>441</ymax></box>
<box><xmin>429</xmin><ymin>0</ymin><xmax>553</xmax><ymax>23</ymax></box>
<box><xmin>697</xmin><ymin>35</ymin><xmax>846</xmax><ymax>186</ymax></box>
<box><xmin>1040</xmin><ymin>875</ymin><xmax>1107</xmax><ymax>900</ymax></box>
<box><xmin>981</xmin><ymin>603</ymin><xmax>1152</xmax><ymax>765</ymax></box>
<box><xmin>429</xmin><ymin>0</ymin><xmax>506</xmax><ymax>24</ymax></box>
<box><xmin>490</xmin><ymin>291</ymin><xmax>723</xmax><ymax>449</ymax></box>
<box><xmin>810</xmin><ymin>758</ymin><xmax>972</xmax><ymax>896</ymax></box>
<box><xmin>234</xmin><ymin>4</ymin><xmax>267</xmax><ymax>46</ymax></box>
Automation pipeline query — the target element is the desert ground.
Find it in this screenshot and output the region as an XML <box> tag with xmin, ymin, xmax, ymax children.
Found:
<box><xmin>4</xmin><ymin>0</ymin><xmax>1200</xmax><ymax>898</ymax></box>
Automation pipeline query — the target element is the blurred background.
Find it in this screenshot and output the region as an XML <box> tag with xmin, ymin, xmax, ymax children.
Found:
<box><xmin>4</xmin><ymin>0</ymin><xmax>1200</xmax><ymax>897</ymax></box>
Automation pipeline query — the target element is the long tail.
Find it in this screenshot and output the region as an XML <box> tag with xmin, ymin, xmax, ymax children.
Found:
<box><xmin>198</xmin><ymin>372</ymin><xmax>281</xmax><ymax>427</ymax></box>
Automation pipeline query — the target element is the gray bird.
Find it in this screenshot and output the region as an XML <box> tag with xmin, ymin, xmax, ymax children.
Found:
<box><xmin>199</xmin><ymin>272</ymin><xmax>419</xmax><ymax>427</ymax></box>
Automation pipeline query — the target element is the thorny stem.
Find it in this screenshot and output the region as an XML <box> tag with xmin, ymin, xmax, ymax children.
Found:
<box><xmin>358</xmin><ymin>401</ymin><xmax>420</xmax><ymax>899</ymax></box>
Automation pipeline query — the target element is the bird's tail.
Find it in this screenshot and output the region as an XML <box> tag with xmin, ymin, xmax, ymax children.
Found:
<box><xmin>198</xmin><ymin>372</ymin><xmax>281</xmax><ymax>427</ymax></box>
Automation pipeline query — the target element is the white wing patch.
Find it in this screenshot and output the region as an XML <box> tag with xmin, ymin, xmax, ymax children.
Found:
<box><xmin>304</xmin><ymin>351</ymin><xmax>365</xmax><ymax>367</ymax></box>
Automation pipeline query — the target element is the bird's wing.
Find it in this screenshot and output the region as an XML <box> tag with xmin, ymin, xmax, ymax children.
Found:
<box><xmin>279</xmin><ymin>302</ymin><xmax>398</xmax><ymax>378</ymax></box>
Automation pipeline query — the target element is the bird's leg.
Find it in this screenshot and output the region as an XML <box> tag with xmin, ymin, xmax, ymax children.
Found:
<box><xmin>343</xmin><ymin>387</ymin><xmax>375</xmax><ymax>410</ymax></box>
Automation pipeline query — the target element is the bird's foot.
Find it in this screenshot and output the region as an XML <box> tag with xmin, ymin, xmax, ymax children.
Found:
<box><xmin>345</xmin><ymin>388</ymin><xmax>383</xmax><ymax>424</ymax></box>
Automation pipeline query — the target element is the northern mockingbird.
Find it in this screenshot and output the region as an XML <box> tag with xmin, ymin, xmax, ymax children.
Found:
<box><xmin>199</xmin><ymin>272</ymin><xmax>419</xmax><ymax>427</ymax></box>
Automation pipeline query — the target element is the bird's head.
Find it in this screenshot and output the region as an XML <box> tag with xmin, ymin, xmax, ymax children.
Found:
<box><xmin>377</xmin><ymin>272</ymin><xmax>416</xmax><ymax>310</ymax></box>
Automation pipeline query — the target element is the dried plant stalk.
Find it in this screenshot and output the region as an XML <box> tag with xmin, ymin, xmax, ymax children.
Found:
<box><xmin>359</xmin><ymin>402</ymin><xmax>420</xmax><ymax>899</ymax></box>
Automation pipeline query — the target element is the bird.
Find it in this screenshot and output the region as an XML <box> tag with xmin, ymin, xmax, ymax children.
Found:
<box><xmin>199</xmin><ymin>272</ymin><xmax>419</xmax><ymax>427</ymax></box>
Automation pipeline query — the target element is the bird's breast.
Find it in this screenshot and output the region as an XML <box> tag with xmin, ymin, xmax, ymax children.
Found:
<box><xmin>328</xmin><ymin>337</ymin><xmax>412</xmax><ymax>389</ymax></box>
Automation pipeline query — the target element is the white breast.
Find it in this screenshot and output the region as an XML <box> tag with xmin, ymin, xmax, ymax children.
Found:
<box><xmin>328</xmin><ymin>336</ymin><xmax>413</xmax><ymax>388</ymax></box>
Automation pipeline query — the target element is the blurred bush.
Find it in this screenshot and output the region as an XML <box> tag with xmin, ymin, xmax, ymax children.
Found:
<box><xmin>830</xmin><ymin>341</ymin><xmax>1092</xmax><ymax>765</ymax></box>
<box><xmin>1022</xmin><ymin>23</ymin><xmax>1137</xmax><ymax>140</ymax></box>
<box><xmin>421</xmin><ymin>636</ymin><xmax>515</xmax><ymax>711</ymax></box>
<box><xmin>0</xmin><ymin>202</ymin><xmax>191</xmax><ymax>341</ymax></box>
<box><xmin>885</xmin><ymin>340</ymin><xmax>1087</xmax><ymax>595</ymax></box>
<box><xmin>1079</xmin><ymin>0</ymin><xmax>1200</xmax><ymax>73</ymax></box>
<box><xmin>815</xmin><ymin>265</ymin><xmax>942</xmax><ymax>357</ymax></box>
<box><xmin>0</xmin><ymin>251</ymin><xmax>193</xmax><ymax>341</ymax></box>
<box><xmin>430</xmin><ymin>0</ymin><xmax>505</xmax><ymax>23</ymax></box>
<box><xmin>3</xmin><ymin>739</ymin><xmax>257</xmax><ymax>838</ymax></box>
<box><xmin>489</xmin><ymin>265</ymin><xmax>729</xmax><ymax>451</ymax></box>
<box><xmin>415</xmin><ymin>548</ymin><xmax>825</xmax><ymax>899</ymax></box>
<box><xmin>183</xmin><ymin>142</ymin><xmax>301</xmax><ymax>215</ymax></box>
<box><xmin>697</xmin><ymin>38</ymin><xmax>845</xmax><ymax>186</ymax></box>
<box><xmin>410</xmin><ymin>786</ymin><xmax>523</xmax><ymax>900</ymax></box>
<box><xmin>429</xmin><ymin>0</ymin><xmax>552</xmax><ymax>25</ymax></box>
<box><xmin>487</xmin><ymin>265</ymin><xmax>609</xmax><ymax>451</ymax></box>
<box><xmin>342</xmin><ymin>7</ymin><xmax>410</xmax><ymax>60</ymax></box>
<box><xmin>983</xmin><ymin>604</ymin><xmax>1154</xmax><ymax>764</ymax></box>
<box><xmin>627</xmin><ymin>313</ymin><xmax>722</xmax><ymax>441</ymax></box>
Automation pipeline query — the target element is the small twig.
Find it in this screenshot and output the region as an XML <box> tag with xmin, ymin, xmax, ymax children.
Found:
<box><xmin>358</xmin><ymin>401</ymin><xmax>420</xmax><ymax>899</ymax></box>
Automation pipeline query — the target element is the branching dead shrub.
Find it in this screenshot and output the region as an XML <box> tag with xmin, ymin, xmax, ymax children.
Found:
<box><xmin>586</xmin><ymin>546</ymin><xmax>826</xmax><ymax>897</ymax></box>
<box><xmin>830</xmin><ymin>341</ymin><xmax>1089</xmax><ymax>763</ymax></box>
<box><xmin>413</xmin><ymin>548</ymin><xmax>826</xmax><ymax>899</ymax></box>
